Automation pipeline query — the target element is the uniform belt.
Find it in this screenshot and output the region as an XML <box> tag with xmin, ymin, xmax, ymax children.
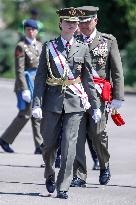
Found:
<box><xmin>25</xmin><ymin>67</ymin><xmax>37</xmax><ymax>71</ymax></box>
<box><xmin>46</xmin><ymin>76</ymin><xmax>81</xmax><ymax>86</ymax></box>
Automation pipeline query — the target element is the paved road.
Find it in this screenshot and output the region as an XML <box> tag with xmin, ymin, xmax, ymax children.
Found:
<box><xmin>0</xmin><ymin>78</ymin><xmax>136</xmax><ymax>205</ymax></box>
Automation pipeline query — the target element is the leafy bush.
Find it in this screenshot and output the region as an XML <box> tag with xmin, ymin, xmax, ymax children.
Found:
<box><xmin>123</xmin><ymin>39</ymin><xmax>136</xmax><ymax>86</ymax></box>
<box><xmin>0</xmin><ymin>29</ymin><xmax>18</xmax><ymax>74</ymax></box>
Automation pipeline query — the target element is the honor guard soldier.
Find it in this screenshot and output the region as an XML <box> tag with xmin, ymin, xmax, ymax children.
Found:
<box><xmin>32</xmin><ymin>7</ymin><xmax>101</xmax><ymax>199</ymax></box>
<box><xmin>71</xmin><ymin>6</ymin><xmax>124</xmax><ymax>187</ymax></box>
<box><xmin>18</xmin><ymin>8</ymin><xmax>45</xmax><ymax>42</ymax></box>
<box><xmin>0</xmin><ymin>19</ymin><xmax>43</xmax><ymax>154</ymax></box>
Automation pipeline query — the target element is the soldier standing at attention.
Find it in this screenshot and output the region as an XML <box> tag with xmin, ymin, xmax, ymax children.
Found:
<box><xmin>32</xmin><ymin>7</ymin><xmax>101</xmax><ymax>199</ymax></box>
<box><xmin>71</xmin><ymin>6</ymin><xmax>124</xmax><ymax>187</ymax></box>
<box><xmin>0</xmin><ymin>19</ymin><xmax>43</xmax><ymax>154</ymax></box>
<box><xmin>18</xmin><ymin>8</ymin><xmax>45</xmax><ymax>42</ymax></box>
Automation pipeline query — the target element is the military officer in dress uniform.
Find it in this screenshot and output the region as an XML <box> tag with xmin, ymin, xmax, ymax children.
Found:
<box><xmin>32</xmin><ymin>7</ymin><xmax>101</xmax><ymax>199</ymax></box>
<box><xmin>71</xmin><ymin>6</ymin><xmax>124</xmax><ymax>187</ymax></box>
<box><xmin>0</xmin><ymin>19</ymin><xmax>43</xmax><ymax>154</ymax></box>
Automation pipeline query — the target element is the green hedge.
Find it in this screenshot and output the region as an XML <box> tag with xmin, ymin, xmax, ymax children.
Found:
<box><xmin>123</xmin><ymin>39</ymin><xmax>136</xmax><ymax>87</ymax></box>
<box><xmin>0</xmin><ymin>29</ymin><xmax>18</xmax><ymax>74</ymax></box>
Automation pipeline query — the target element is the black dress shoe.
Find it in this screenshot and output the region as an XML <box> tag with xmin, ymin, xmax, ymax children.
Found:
<box><xmin>34</xmin><ymin>147</ymin><xmax>42</xmax><ymax>154</ymax></box>
<box><xmin>0</xmin><ymin>138</ymin><xmax>14</xmax><ymax>153</ymax></box>
<box><xmin>57</xmin><ymin>191</ymin><xmax>68</xmax><ymax>199</ymax></box>
<box><xmin>55</xmin><ymin>156</ymin><xmax>61</xmax><ymax>168</ymax></box>
<box><xmin>92</xmin><ymin>159</ymin><xmax>100</xmax><ymax>170</ymax></box>
<box><xmin>70</xmin><ymin>177</ymin><xmax>86</xmax><ymax>187</ymax></box>
<box><xmin>46</xmin><ymin>175</ymin><xmax>55</xmax><ymax>193</ymax></box>
<box><xmin>99</xmin><ymin>167</ymin><xmax>111</xmax><ymax>185</ymax></box>
<box><xmin>40</xmin><ymin>163</ymin><xmax>45</xmax><ymax>168</ymax></box>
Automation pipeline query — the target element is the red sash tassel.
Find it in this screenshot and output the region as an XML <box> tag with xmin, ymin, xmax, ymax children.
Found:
<box><xmin>111</xmin><ymin>110</ymin><xmax>125</xmax><ymax>126</ymax></box>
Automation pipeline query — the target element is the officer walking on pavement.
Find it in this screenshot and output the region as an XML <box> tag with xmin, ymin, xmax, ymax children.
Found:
<box><xmin>55</xmin><ymin>25</ymin><xmax>100</xmax><ymax>171</ymax></box>
<box><xmin>32</xmin><ymin>7</ymin><xmax>101</xmax><ymax>199</ymax></box>
<box><xmin>0</xmin><ymin>19</ymin><xmax>43</xmax><ymax>154</ymax></box>
<box><xmin>71</xmin><ymin>6</ymin><xmax>124</xmax><ymax>187</ymax></box>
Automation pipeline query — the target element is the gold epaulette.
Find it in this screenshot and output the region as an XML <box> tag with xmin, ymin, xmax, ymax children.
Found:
<box><xmin>102</xmin><ymin>33</ymin><xmax>115</xmax><ymax>40</ymax></box>
<box><xmin>17</xmin><ymin>41</ymin><xmax>24</xmax><ymax>48</ymax></box>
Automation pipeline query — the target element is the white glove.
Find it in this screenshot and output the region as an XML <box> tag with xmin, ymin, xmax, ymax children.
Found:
<box><xmin>108</xmin><ymin>99</ymin><xmax>123</xmax><ymax>110</ymax></box>
<box><xmin>22</xmin><ymin>90</ymin><xmax>31</xmax><ymax>103</ymax></box>
<box><xmin>92</xmin><ymin>108</ymin><xmax>101</xmax><ymax>123</ymax></box>
<box><xmin>32</xmin><ymin>107</ymin><xmax>42</xmax><ymax>119</ymax></box>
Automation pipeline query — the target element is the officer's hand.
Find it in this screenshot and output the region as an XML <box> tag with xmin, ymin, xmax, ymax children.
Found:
<box><xmin>92</xmin><ymin>108</ymin><xmax>101</xmax><ymax>123</ymax></box>
<box><xmin>22</xmin><ymin>90</ymin><xmax>31</xmax><ymax>103</ymax></box>
<box><xmin>108</xmin><ymin>99</ymin><xmax>123</xmax><ymax>110</ymax></box>
<box><xmin>32</xmin><ymin>107</ymin><xmax>42</xmax><ymax>119</ymax></box>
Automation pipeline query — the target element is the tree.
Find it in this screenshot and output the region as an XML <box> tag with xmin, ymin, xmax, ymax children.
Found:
<box><xmin>123</xmin><ymin>39</ymin><xmax>136</xmax><ymax>86</ymax></box>
<box><xmin>1</xmin><ymin>0</ymin><xmax>62</xmax><ymax>36</ymax></box>
<box><xmin>117</xmin><ymin>0</ymin><xmax>136</xmax><ymax>38</ymax></box>
<box><xmin>0</xmin><ymin>0</ymin><xmax>63</xmax><ymax>74</ymax></box>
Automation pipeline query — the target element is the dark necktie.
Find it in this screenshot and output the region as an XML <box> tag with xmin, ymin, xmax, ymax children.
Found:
<box><xmin>65</xmin><ymin>42</ymin><xmax>71</xmax><ymax>55</ymax></box>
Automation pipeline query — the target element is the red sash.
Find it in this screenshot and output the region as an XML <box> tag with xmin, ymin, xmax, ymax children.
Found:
<box><xmin>93</xmin><ymin>77</ymin><xmax>112</xmax><ymax>102</ymax></box>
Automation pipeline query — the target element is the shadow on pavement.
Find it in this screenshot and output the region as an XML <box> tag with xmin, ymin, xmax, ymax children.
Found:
<box><xmin>87</xmin><ymin>183</ymin><xmax>136</xmax><ymax>189</ymax></box>
<box><xmin>0</xmin><ymin>180</ymin><xmax>44</xmax><ymax>186</ymax></box>
<box><xmin>0</xmin><ymin>192</ymin><xmax>54</xmax><ymax>198</ymax></box>
<box><xmin>0</xmin><ymin>164</ymin><xmax>42</xmax><ymax>169</ymax></box>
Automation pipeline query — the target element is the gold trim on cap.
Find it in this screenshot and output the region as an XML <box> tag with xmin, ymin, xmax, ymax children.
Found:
<box><xmin>78</xmin><ymin>10</ymin><xmax>86</xmax><ymax>16</ymax></box>
<box><xmin>69</xmin><ymin>8</ymin><xmax>77</xmax><ymax>16</ymax></box>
